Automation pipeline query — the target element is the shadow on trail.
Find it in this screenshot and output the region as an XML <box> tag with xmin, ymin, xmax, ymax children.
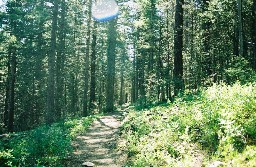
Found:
<box><xmin>65</xmin><ymin>112</ymin><xmax>126</xmax><ymax>167</ymax></box>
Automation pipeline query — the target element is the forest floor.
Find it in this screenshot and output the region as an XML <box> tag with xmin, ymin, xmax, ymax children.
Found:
<box><xmin>65</xmin><ymin>112</ymin><xmax>127</xmax><ymax>167</ymax></box>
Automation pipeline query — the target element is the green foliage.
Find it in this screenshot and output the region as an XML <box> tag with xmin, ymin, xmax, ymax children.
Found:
<box><xmin>28</xmin><ymin>126</ymin><xmax>72</xmax><ymax>166</ymax></box>
<box><xmin>224</xmin><ymin>57</ymin><xmax>255</xmax><ymax>84</ymax></box>
<box><xmin>64</xmin><ymin>116</ymin><xmax>96</xmax><ymax>138</ymax></box>
<box><xmin>121</xmin><ymin>82</ymin><xmax>256</xmax><ymax>166</ymax></box>
<box><xmin>0</xmin><ymin>150</ymin><xmax>14</xmax><ymax>166</ymax></box>
<box><xmin>0</xmin><ymin>116</ymin><xmax>96</xmax><ymax>167</ymax></box>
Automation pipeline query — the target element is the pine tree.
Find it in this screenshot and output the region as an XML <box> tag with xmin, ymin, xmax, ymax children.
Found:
<box><xmin>89</xmin><ymin>22</ymin><xmax>97</xmax><ymax>110</ymax></box>
<box><xmin>173</xmin><ymin>0</ymin><xmax>184</xmax><ymax>96</ymax></box>
<box><xmin>46</xmin><ymin>0</ymin><xmax>58</xmax><ymax>124</ymax></box>
<box><xmin>83</xmin><ymin>0</ymin><xmax>92</xmax><ymax>116</ymax></box>
<box><xmin>106</xmin><ymin>19</ymin><xmax>117</xmax><ymax>112</ymax></box>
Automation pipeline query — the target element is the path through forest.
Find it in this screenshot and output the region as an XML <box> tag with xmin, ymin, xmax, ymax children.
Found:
<box><xmin>66</xmin><ymin>112</ymin><xmax>127</xmax><ymax>167</ymax></box>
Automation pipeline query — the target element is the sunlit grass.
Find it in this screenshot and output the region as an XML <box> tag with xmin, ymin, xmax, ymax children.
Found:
<box><xmin>0</xmin><ymin>115</ymin><xmax>97</xmax><ymax>167</ymax></box>
<box><xmin>121</xmin><ymin>82</ymin><xmax>256</xmax><ymax>166</ymax></box>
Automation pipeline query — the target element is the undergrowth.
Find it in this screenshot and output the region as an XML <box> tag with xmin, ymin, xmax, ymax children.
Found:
<box><xmin>120</xmin><ymin>82</ymin><xmax>256</xmax><ymax>167</ymax></box>
<box><xmin>0</xmin><ymin>116</ymin><xmax>96</xmax><ymax>167</ymax></box>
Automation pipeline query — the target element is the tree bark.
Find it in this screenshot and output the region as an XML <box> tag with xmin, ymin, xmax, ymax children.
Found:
<box><xmin>56</xmin><ymin>0</ymin><xmax>66</xmax><ymax>120</ymax></box>
<box><xmin>5</xmin><ymin>0</ymin><xmax>19</xmax><ymax>132</ymax></box>
<box><xmin>34</xmin><ymin>0</ymin><xmax>45</xmax><ymax>125</ymax></box>
<box><xmin>119</xmin><ymin>49</ymin><xmax>125</xmax><ymax>105</ymax></box>
<box><xmin>119</xmin><ymin>68</ymin><xmax>124</xmax><ymax>105</ymax></box>
<box><xmin>237</xmin><ymin>0</ymin><xmax>244</xmax><ymax>57</ymax></box>
<box><xmin>46</xmin><ymin>0</ymin><xmax>58</xmax><ymax>124</ymax></box>
<box><xmin>7</xmin><ymin>46</ymin><xmax>16</xmax><ymax>132</ymax></box>
<box><xmin>148</xmin><ymin>0</ymin><xmax>156</xmax><ymax>73</ymax></box>
<box><xmin>70</xmin><ymin>74</ymin><xmax>78</xmax><ymax>116</ymax></box>
<box><xmin>106</xmin><ymin>19</ymin><xmax>117</xmax><ymax>112</ymax></box>
<box><xmin>157</xmin><ymin>22</ymin><xmax>165</xmax><ymax>102</ymax></box>
<box><xmin>83</xmin><ymin>0</ymin><xmax>92</xmax><ymax>116</ymax></box>
<box><xmin>252</xmin><ymin>0</ymin><xmax>256</xmax><ymax>69</ymax></box>
<box><xmin>202</xmin><ymin>0</ymin><xmax>212</xmax><ymax>77</ymax></box>
<box><xmin>131</xmin><ymin>40</ymin><xmax>137</xmax><ymax>103</ymax></box>
<box><xmin>173</xmin><ymin>0</ymin><xmax>184</xmax><ymax>96</ymax></box>
<box><xmin>233</xmin><ymin>19</ymin><xmax>239</xmax><ymax>57</ymax></box>
<box><xmin>98</xmin><ymin>40</ymin><xmax>105</xmax><ymax>112</ymax></box>
<box><xmin>4</xmin><ymin>59</ymin><xmax>10</xmax><ymax>130</ymax></box>
<box><xmin>166</xmin><ymin>9</ymin><xmax>172</xmax><ymax>101</ymax></box>
<box><xmin>138</xmin><ymin>50</ymin><xmax>146</xmax><ymax>106</ymax></box>
<box><xmin>89</xmin><ymin>22</ymin><xmax>97</xmax><ymax>110</ymax></box>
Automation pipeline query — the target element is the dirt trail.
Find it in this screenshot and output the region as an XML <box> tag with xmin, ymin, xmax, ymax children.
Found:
<box><xmin>66</xmin><ymin>113</ymin><xmax>126</xmax><ymax>167</ymax></box>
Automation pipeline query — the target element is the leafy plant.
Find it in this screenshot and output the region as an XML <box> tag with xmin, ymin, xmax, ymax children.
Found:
<box><xmin>121</xmin><ymin>82</ymin><xmax>256</xmax><ymax>166</ymax></box>
<box><xmin>0</xmin><ymin>116</ymin><xmax>96</xmax><ymax>166</ymax></box>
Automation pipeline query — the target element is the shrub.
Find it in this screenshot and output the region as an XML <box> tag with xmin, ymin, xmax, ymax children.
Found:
<box><xmin>0</xmin><ymin>116</ymin><xmax>96</xmax><ymax>167</ymax></box>
<box><xmin>121</xmin><ymin>82</ymin><xmax>256</xmax><ymax>166</ymax></box>
<box><xmin>224</xmin><ymin>57</ymin><xmax>255</xmax><ymax>84</ymax></box>
<box><xmin>0</xmin><ymin>149</ymin><xmax>14</xmax><ymax>167</ymax></box>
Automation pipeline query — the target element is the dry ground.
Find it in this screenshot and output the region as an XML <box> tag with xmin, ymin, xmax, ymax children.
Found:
<box><xmin>65</xmin><ymin>112</ymin><xmax>127</xmax><ymax>167</ymax></box>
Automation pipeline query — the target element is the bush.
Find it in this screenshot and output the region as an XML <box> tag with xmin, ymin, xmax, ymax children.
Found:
<box><xmin>0</xmin><ymin>116</ymin><xmax>96</xmax><ymax>167</ymax></box>
<box><xmin>0</xmin><ymin>149</ymin><xmax>14</xmax><ymax>166</ymax></box>
<box><xmin>121</xmin><ymin>82</ymin><xmax>256</xmax><ymax>166</ymax></box>
<box><xmin>224</xmin><ymin>57</ymin><xmax>255</xmax><ymax>84</ymax></box>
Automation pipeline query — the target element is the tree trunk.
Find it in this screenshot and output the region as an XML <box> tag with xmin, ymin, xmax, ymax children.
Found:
<box><xmin>106</xmin><ymin>19</ymin><xmax>117</xmax><ymax>112</ymax></box>
<box><xmin>173</xmin><ymin>0</ymin><xmax>184</xmax><ymax>96</ymax></box>
<box><xmin>4</xmin><ymin>0</ymin><xmax>19</xmax><ymax>133</ymax></box>
<box><xmin>131</xmin><ymin>40</ymin><xmax>137</xmax><ymax>103</ymax></box>
<box><xmin>46</xmin><ymin>0</ymin><xmax>58</xmax><ymax>124</ymax></box>
<box><xmin>56</xmin><ymin>0</ymin><xmax>66</xmax><ymax>120</ymax></box>
<box><xmin>7</xmin><ymin>46</ymin><xmax>16</xmax><ymax>132</ymax></box>
<box><xmin>157</xmin><ymin>22</ymin><xmax>165</xmax><ymax>102</ymax></box>
<box><xmin>252</xmin><ymin>0</ymin><xmax>256</xmax><ymax>69</ymax></box>
<box><xmin>4</xmin><ymin>60</ymin><xmax>10</xmax><ymax>130</ymax></box>
<box><xmin>98</xmin><ymin>40</ymin><xmax>105</xmax><ymax>113</ymax></box>
<box><xmin>119</xmin><ymin>68</ymin><xmax>124</xmax><ymax>105</ymax></box>
<box><xmin>89</xmin><ymin>22</ymin><xmax>97</xmax><ymax>110</ymax></box>
<box><xmin>119</xmin><ymin>49</ymin><xmax>125</xmax><ymax>105</ymax></box>
<box><xmin>237</xmin><ymin>0</ymin><xmax>244</xmax><ymax>57</ymax></box>
<box><xmin>83</xmin><ymin>0</ymin><xmax>92</xmax><ymax>116</ymax></box>
<box><xmin>233</xmin><ymin>19</ymin><xmax>239</xmax><ymax>57</ymax></box>
<box><xmin>131</xmin><ymin>54</ymin><xmax>136</xmax><ymax>103</ymax></box>
<box><xmin>165</xmin><ymin>9</ymin><xmax>172</xmax><ymax>101</ymax></box>
<box><xmin>202</xmin><ymin>0</ymin><xmax>212</xmax><ymax>77</ymax></box>
<box><xmin>34</xmin><ymin>0</ymin><xmax>45</xmax><ymax>125</ymax></box>
<box><xmin>149</xmin><ymin>0</ymin><xmax>156</xmax><ymax>73</ymax></box>
<box><xmin>138</xmin><ymin>50</ymin><xmax>146</xmax><ymax>106</ymax></box>
<box><xmin>70</xmin><ymin>74</ymin><xmax>78</xmax><ymax>116</ymax></box>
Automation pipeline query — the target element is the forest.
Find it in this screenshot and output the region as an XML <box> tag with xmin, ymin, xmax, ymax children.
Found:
<box><xmin>0</xmin><ymin>0</ymin><xmax>256</xmax><ymax>166</ymax></box>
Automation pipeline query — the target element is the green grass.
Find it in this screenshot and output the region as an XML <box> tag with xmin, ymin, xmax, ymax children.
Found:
<box><xmin>0</xmin><ymin>115</ymin><xmax>97</xmax><ymax>167</ymax></box>
<box><xmin>121</xmin><ymin>82</ymin><xmax>256</xmax><ymax>167</ymax></box>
